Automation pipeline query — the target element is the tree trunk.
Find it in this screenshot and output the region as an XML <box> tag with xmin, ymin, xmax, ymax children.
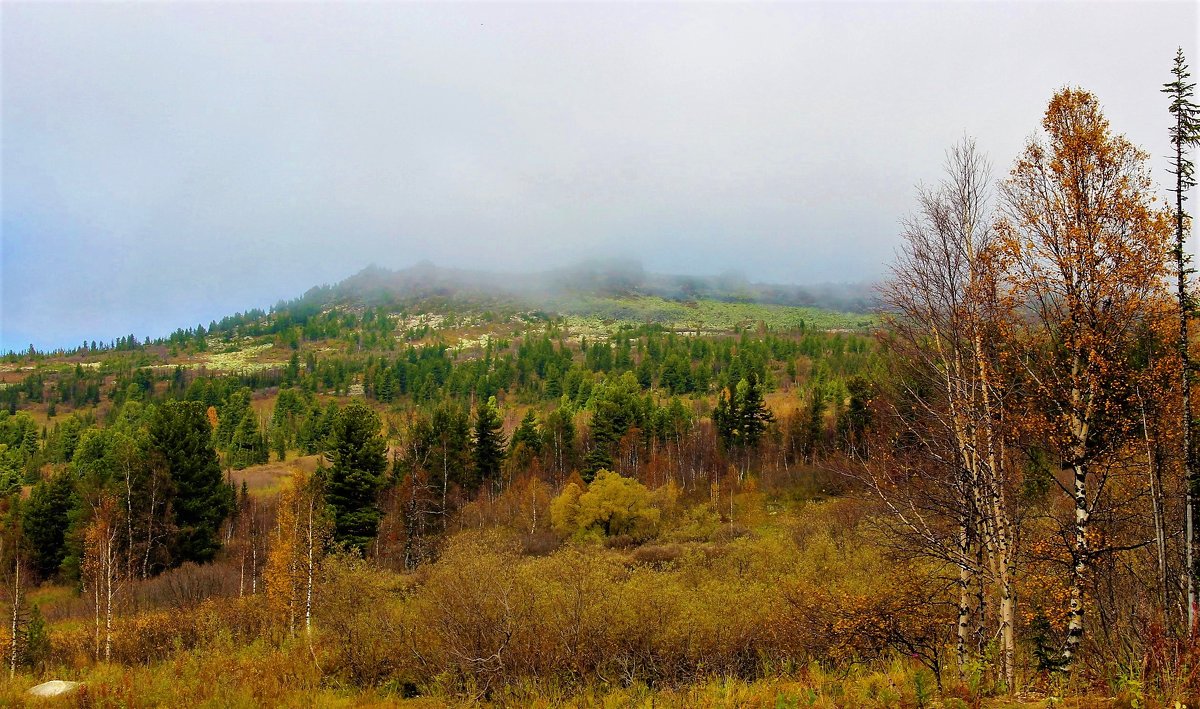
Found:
<box><xmin>956</xmin><ymin>520</ymin><xmax>971</xmax><ymax>681</ymax></box>
<box><xmin>1174</xmin><ymin>113</ymin><xmax>1196</xmax><ymax>635</ymax></box>
<box><xmin>1141</xmin><ymin>390</ymin><xmax>1171</xmax><ymax>622</ymax></box>
<box><xmin>1063</xmin><ymin>461</ymin><xmax>1089</xmax><ymax>670</ymax></box>
<box><xmin>104</xmin><ymin>536</ymin><xmax>114</xmax><ymax>663</ymax></box>
<box><xmin>9</xmin><ymin>555</ymin><xmax>19</xmax><ymax>679</ymax></box>
<box><xmin>305</xmin><ymin>497</ymin><xmax>314</xmax><ymax>636</ymax></box>
<box><xmin>998</xmin><ymin>558</ymin><xmax>1016</xmax><ymax>691</ymax></box>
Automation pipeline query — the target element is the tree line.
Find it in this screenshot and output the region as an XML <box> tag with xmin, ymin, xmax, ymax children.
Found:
<box><xmin>859</xmin><ymin>55</ymin><xmax>1198</xmax><ymax>688</ymax></box>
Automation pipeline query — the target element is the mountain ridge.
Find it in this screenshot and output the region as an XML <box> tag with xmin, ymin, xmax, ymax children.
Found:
<box><xmin>316</xmin><ymin>260</ymin><xmax>877</xmax><ymax>314</ymax></box>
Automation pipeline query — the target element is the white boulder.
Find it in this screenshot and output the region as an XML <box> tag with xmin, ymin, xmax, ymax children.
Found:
<box><xmin>28</xmin><ymin>680</ymin><xmax>83</xmax><ymax>698</ymax></box>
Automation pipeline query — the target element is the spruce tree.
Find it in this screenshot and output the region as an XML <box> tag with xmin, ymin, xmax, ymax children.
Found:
<box><xmin>230</xmin><ymin>410</ymin><xmax>268</xmax><ymax>469</ymax></box>
<box><xmin>715</xmin><ymin>374</ymin><xmax>772</xmax><ymax>451</ymax></box>
<box><xmin>735</xmin><ymin>373</ymin><xmax>772</xmax><ymax>449</ymax></box>
<box><xmin>22</xmin><ymin>472</ymin><xmax>74</xmax><ymax>580</ymax></box>
<box><xmin>150</xmin><ymin>400</ymin><xmax>233</xmax><ymax>563</ymax></box>
<box><xmin>509</xmin><ymin>409</ymin><xmax>542</xmax><ymax>455</ymax></box>
<box><xmin>325</xmin><ymin>400</ymin><xmax>388</xmax><ymax>552</ymax></box>
<box><xmin>1164</xmin><ymin>46</ymin><xmax>1200</xmax><ymax>628</ymax></box>
<box><xmin>472</xmin><ymin>396</ymin><xmax>507</xmax><ymax>487</ymax></box>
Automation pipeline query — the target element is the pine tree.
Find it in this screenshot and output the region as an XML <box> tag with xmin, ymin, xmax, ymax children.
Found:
<box><xmin>1164</xmin><ymin>47</ymin><xmax>1200</xmax><ymax>629</ymax></box>
<box><xmin>584</xmin><ymin>374</ymin><xmax>643</xmax><ymax>480</ymax></box>
<box><xmin>150</xmin><ymin>401</ymin><xmax>233</xmax><ymax>563</ymax></box>
<box><xmin>735</xmin><ymin>373</ymin><xmax>772</xmax><ymax>449</ymax></box>
<box><xmin>22</xmin><ymin>472</ymin><xmax>74</xmax><ymax>580</ymax></box>
<box><xmin>325</xmin><ymin>401</ymin><xmax>387</xmax><ymax>553</ymax></box>
<box><xmin>472</xmin><ymin>396</ymin><xmax>506</xmax><ymax>487</ymax></box>
<box><xmin>229</xmin><ymin>410</ymin><xmax>268</xmax><ymax>470</ymax></box>
<box><xmin>509</xmin><ymin>410</ymin><xmax>542</xmax><ymax>456</ymax></box>
<box><xmin>216</xmin><ymin>389</ymin><xmax>251</xmax><ymax>450</ymax></box>
<box><xmin>714</xmin><ymin>374</ymin><xmax>772</xmax><ymax>451</ymax></box>
<box><xmin>713</xmin><ymin>389</ymin><xmax>735</xmax><ymax>449</ymax></box>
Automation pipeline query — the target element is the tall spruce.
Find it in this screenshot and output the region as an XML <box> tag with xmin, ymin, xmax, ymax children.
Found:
<box><xmin>472</xmin><ymin>396</ymin><xmax>507</xmax><ymax>487</ymax></box>
<box><xmin>714</xmin><ymin>374</ymin><xmax>772</xmax><ymax>451</ymax></box>
<box><xmin>325</xmin><ymin>400</ymin><xmax>388</xmax><ymax>553</ymax></box>
<box><xmin>1164</xmin><ymin>47</ymin><xmax>1200</xmax><ymax>631</ymax></box>
<box><xmin>22</xmin><ymin>472</ymin><xmax>74</xmax><ymax>580</ymax></box>
<box><xmin>149</xmin><ymin>401</ymin><xmax>233</xmax><ymax>564</ymax></box>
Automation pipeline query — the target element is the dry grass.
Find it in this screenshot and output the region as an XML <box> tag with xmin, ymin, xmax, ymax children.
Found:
<box><xmin>229</xmin><ymin>456</ymin><xmax>322</xmax><ymax>496</ymax></box>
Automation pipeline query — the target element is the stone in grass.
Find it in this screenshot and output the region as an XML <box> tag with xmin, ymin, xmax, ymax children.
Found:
<box><xmin>28</xmin><ymin>680</ymin><xmax>83</xmax><ymax>697</ymax></box>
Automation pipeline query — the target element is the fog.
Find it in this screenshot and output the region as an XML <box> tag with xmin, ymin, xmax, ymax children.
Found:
<box><xmin>2</xmin><ymin>1</ymin><xmax>1195</xmax><ymax>351</ymax></box>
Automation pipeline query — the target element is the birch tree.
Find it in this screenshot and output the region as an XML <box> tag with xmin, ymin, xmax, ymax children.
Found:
<box><xmin>879</xmin><ymin>137</ymin><xmax>1018</xmax><ymax>688</ymax></box>
<box><xmin>82</xmin><ymin>493</ymin><xmax>122</xmax><ymax>663</ymax></box>
<box><xmin>997</xmin><ymin>87</ymin><xmax>1172</xmax><ymax>671</ymax></box>
<box><xmin>265</xmin><ymin>472</ymin><xmax>329</xmax><ymax>637</ymax></box>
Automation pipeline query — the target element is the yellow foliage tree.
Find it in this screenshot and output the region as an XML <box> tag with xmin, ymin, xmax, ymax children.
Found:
<box><xmin>550</xmin><ymin>470</ymin><xmax>660</xmax><ymax>542</ymax></box>
<box><xmin>264</xmin><ymin>472</ymin><xmax>329</xmax><ymax>637</ymax></box>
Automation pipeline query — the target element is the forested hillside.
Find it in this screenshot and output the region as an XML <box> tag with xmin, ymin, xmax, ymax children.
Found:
<box><xmin>1</xmin><ymin>68</ymin><xmax>1199</xmax><ymax>709</ymax></box>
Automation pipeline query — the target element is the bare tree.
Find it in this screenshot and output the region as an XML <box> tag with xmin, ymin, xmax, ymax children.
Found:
<box><xmin>876</xmin><ymin>137</ymin><xmax>1019</xmax><ymax>689</ymax></box>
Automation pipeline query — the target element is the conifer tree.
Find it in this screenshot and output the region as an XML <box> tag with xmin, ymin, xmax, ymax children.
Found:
<box><xmin>1164</xmin><ymin>47</ymin><xmax>1200</xmax><ymax>628</ymax></box>
<box><xmin>325</xmin><ymin>401</ymin><xmax>387</xmax><ymax>552</ymax></box>
<box><xmin>230</xmin><ymin>410</ymin><xmax>268</xmax><ymax>470</ymax></box>
<box><xmin>714</xmin><ymin>374</ymin><xmax>772</xmax><ymax>451</ymax></box>
<box><xmin>472</xmin><ymin>396</ymin><xmax>506</xmax><ymax>487</ymax></box>
<box><xmin>22</xmin><ymin>472</ymin><xmax>74</xmax><ymax>580</ymax></box>
<box><xmin>150</xmin><ymin>401</ymin><xmax>233</xmax><ymax>563</ymax></box>
<box><xmin>509</xmin><ymin>410</ymin><xmax>542</xmax><ymax>456</ymax></box>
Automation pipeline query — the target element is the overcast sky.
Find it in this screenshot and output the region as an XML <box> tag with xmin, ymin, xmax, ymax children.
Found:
<box><xmin>2</xmin><ymin>1</ymin><xmax>1196</xmax><ymax>352</ymax></box>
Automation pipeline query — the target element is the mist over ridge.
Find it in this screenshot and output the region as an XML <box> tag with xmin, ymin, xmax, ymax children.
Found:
<box><xmin>326</xmin><ymin>260</ymin><xmax>876</xmax><ymax>314</ymax></box>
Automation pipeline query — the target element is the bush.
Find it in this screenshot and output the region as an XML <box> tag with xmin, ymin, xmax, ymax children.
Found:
<box><xmin>550</xmin><ymin>470</ymin><xmax>661</xmax><ymax>542</ymax></box>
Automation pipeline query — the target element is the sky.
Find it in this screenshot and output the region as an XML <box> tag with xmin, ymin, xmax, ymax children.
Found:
<box><xmin>2</xmin><ymin>1</ymin><xmax>1196</xmax><ymax>352</ymax></box>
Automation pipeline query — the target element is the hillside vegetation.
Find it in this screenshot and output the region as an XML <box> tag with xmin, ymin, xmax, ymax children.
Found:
<box><xmin>2</xmin><ymin>78</ymin><xmax>1199</xmax><ymax>709</ymax></box>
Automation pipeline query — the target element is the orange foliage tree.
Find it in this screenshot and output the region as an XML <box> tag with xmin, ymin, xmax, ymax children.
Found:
<box><xmin>996</xmin><ymin>87</ymin><xmax>1172</xmax><ymax>671</ymax></box>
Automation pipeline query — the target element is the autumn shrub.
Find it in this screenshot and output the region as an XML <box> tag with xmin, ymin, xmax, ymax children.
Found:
<box><xmin>315</xmin><ymin>551</ymin><xmax>409</xmax><ymax>686</ymax></box>
<box><xmin>629</xmin><ymin>542</ymin><xmax>686</xmax><ymax>567</ymax></box>
<box><xmin>132</xmin><ymin>560</ymin><xmax>239</xmax><ymax>611</ymax></box>
<box><xmin>4</xmin><ymin>492</ymin><xmax>972</xmax><ymax>704</ymax></box>
<box><xmin>455</xmin><ymin>475</ymin><xmax>553</xmax><ymax>539</ymax></box>
<box><xmin>550</xmin><ymin>469</ymin><xmax>661</xmax><ymax>542</ymax></box>
<box><xmin>397</xmin><ymin>524</ymin><xmax>805</xmax><ymax>692</ymax></box>
<box><xmin>108</xmin><ymin>607</ymin><xmax>200</xmax><ymax>663</ymax></box>
<box><xmin>404</xmin><ymin>530</ymin><xmax>542</xmax><ymax>696</ymax></box>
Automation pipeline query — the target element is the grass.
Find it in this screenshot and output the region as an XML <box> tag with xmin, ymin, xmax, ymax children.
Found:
<box><xmin>1</xmin><ymin>660</ymin><xmax>1115</xmax><ymax>708</ymax></box>
<box><xmin>189</xmin><ymin>342</ymin><xmax>285</xmax><ymax>373</ymax></box>
<box><xmin>230</xmin><ymin>455</ymin><xmax>323</xmax><ymax>497</ymax></box>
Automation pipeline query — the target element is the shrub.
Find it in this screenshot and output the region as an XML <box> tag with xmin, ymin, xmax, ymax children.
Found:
<box><xmin>550</xmin><ymin>470</ymin><xmax>660</xmax><ymax>542</ymax></box>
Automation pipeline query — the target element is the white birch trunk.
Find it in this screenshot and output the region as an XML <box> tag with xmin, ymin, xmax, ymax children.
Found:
<box><xmin>9</xmin><ymin>555</ymin><xmax>19</xmax><ymax>679</ymax></box>
<box><xmin>305</xmin><ymin>497</ymin><xmax>314</xmax><ymax>636</ymax></box>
